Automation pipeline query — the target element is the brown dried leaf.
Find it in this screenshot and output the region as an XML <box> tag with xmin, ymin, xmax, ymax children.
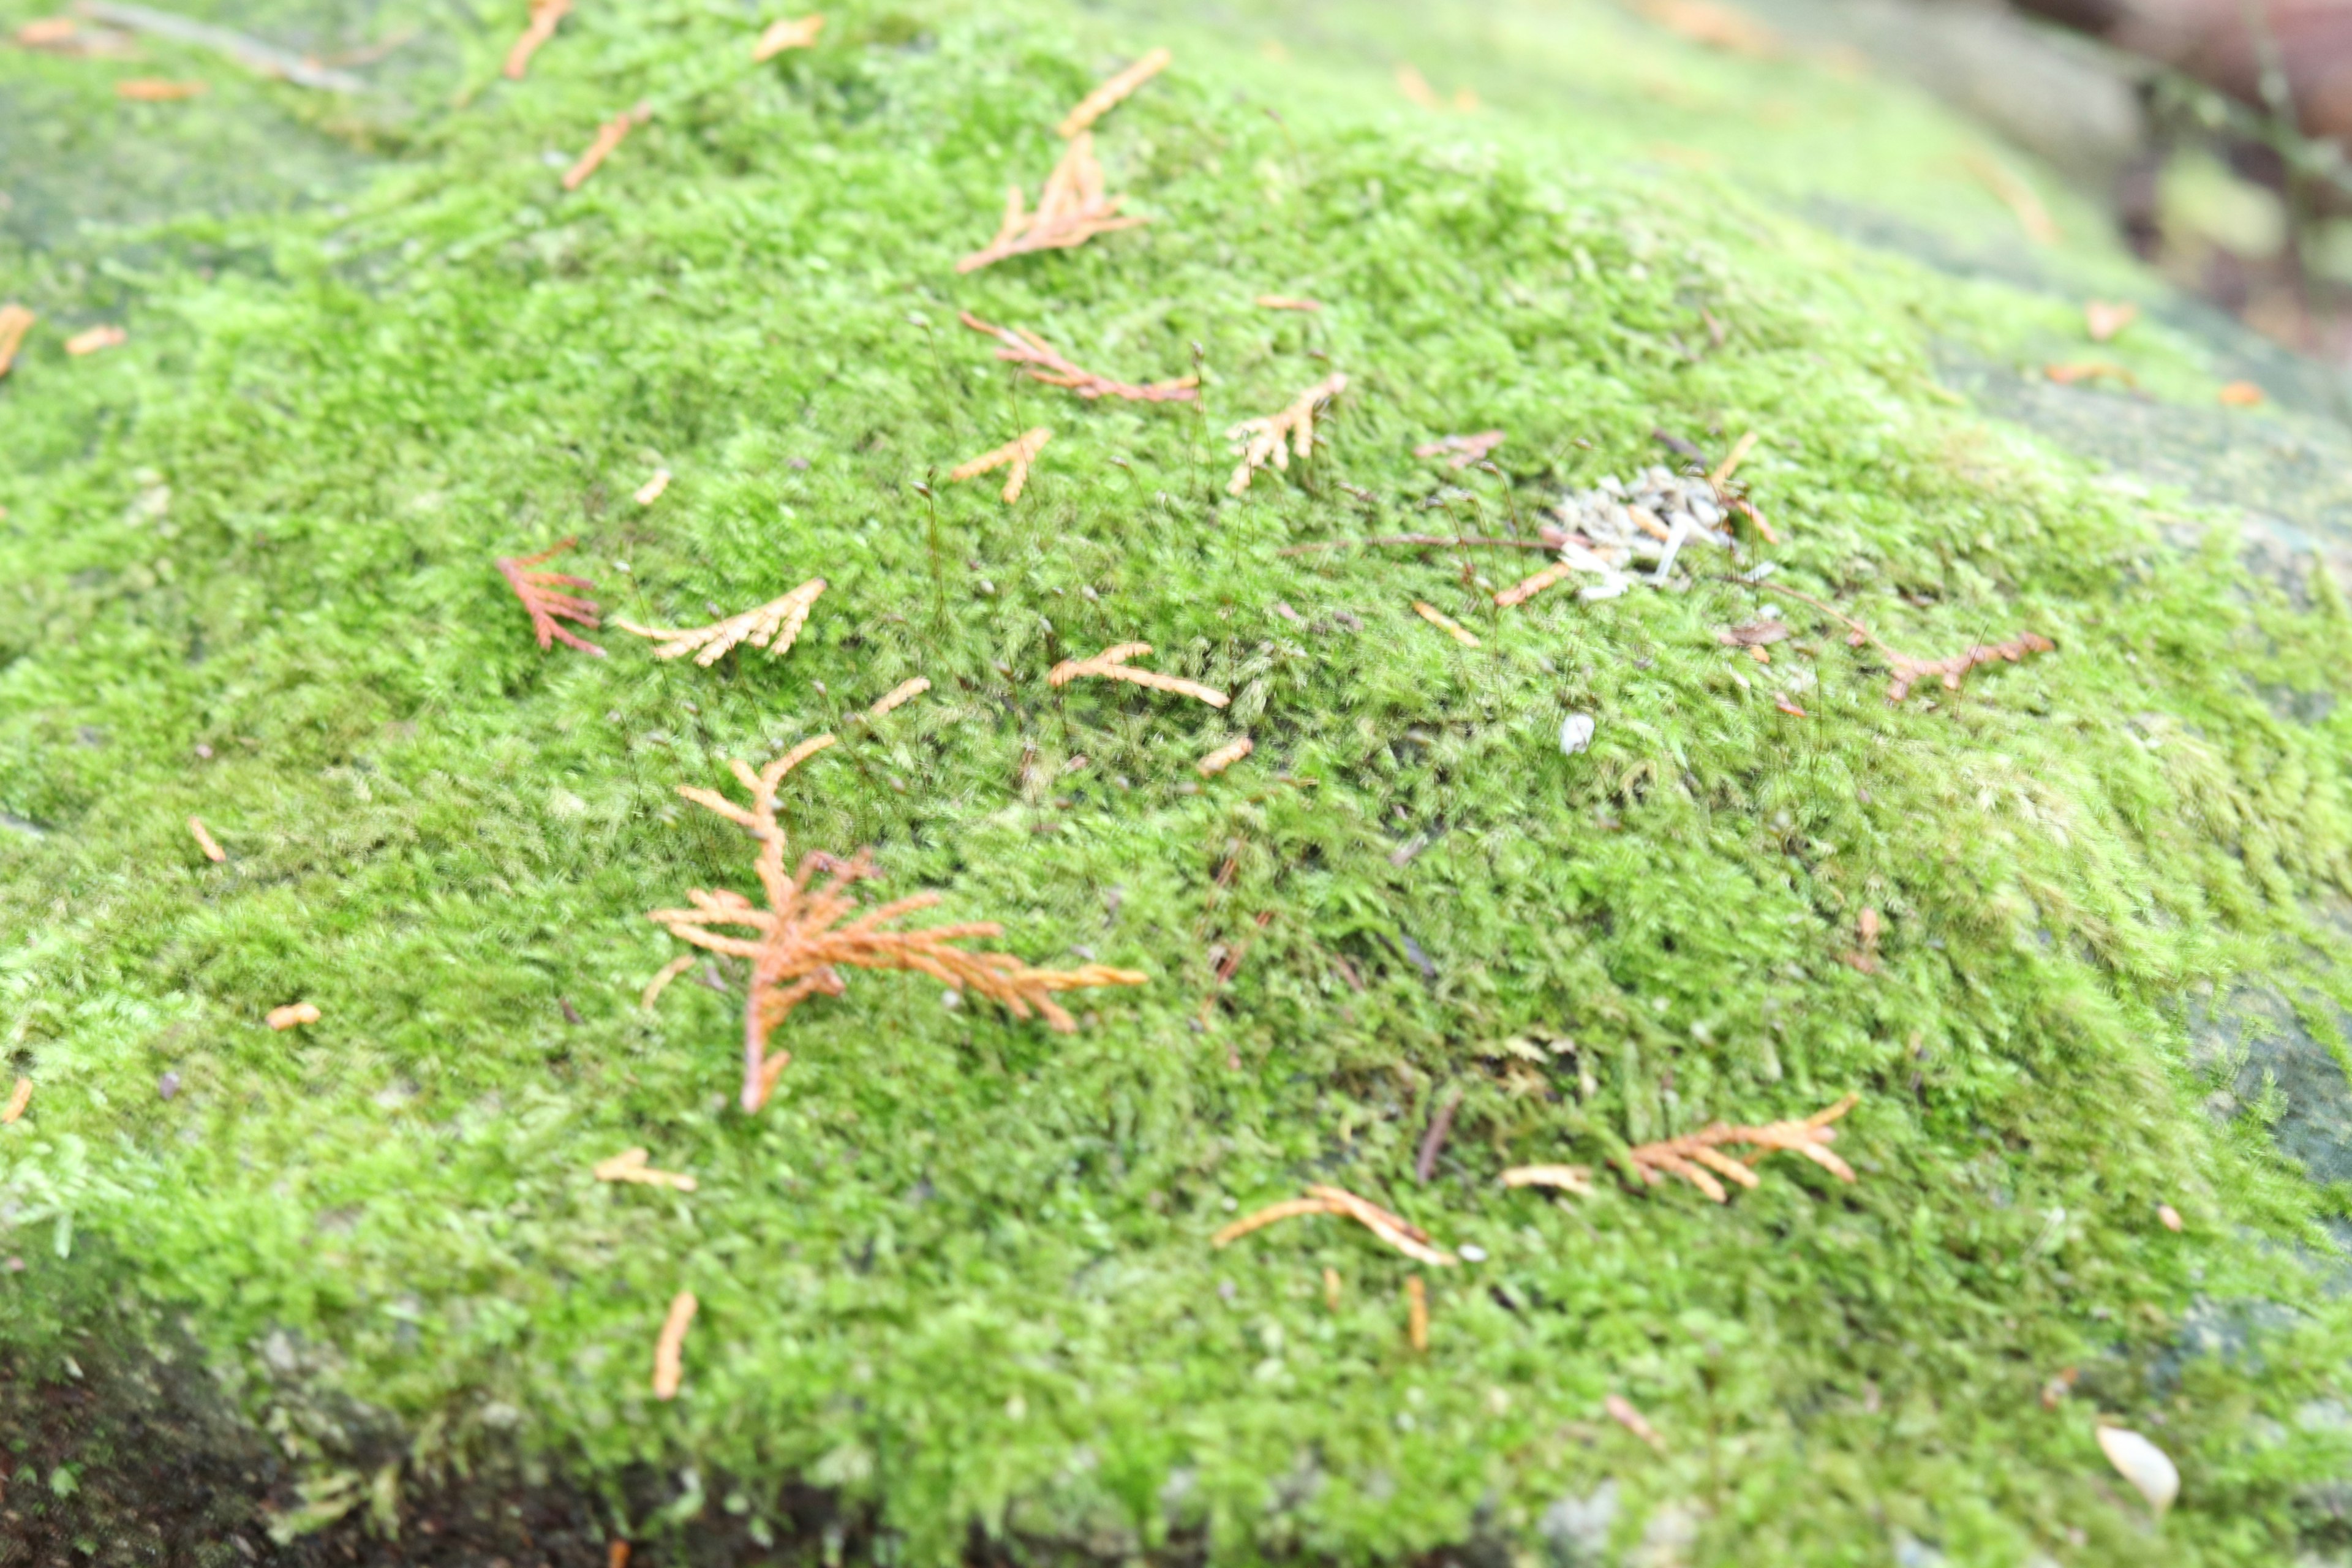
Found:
<box><xmin>2084</xmin><ymin>300</ymin><xmax>2138</xmax><ymax>342</ymax></box>
<box><xmin>751</xmin><ymin>12</ymin><xmax>822</xmax><ymax>61</ymax></box>
<box><xmin>865</xmin><ymin>676</ymin><xmax>930</xmax><ymax>721</ymax></box>
<box><xmin>0</xmin><ymin>304</ymin><xmax>33</xmax><ymax>376</ymax></box>
<box><xmin>652</xmin><ymin>1290</ymin><xmax>696</xmax><ymax>1399</ymax></box>
<box><xmin>633</xmin><ymin>469</ymin><xmax>671</xmax><ymax>505</ymax></box>
<box><xmin>1884</xmin><ymin>631</ymin><xmax>2054</xmax><ymax>702</ymax></box>
<box><xmin>1715</xmin><ymin>619</ymin><xmax>1790</xmax><ymax>647</ymax></box>
<box><xmin>1406</xmin><ymin>1276</ymin><xmax>1429</xmax><ymax>1351</ymax></box>
<box><xmin>593</xmin><ymin>1148</ymin><xmax>699</xmax><ymax>1192</ymax></box>
<box><xmin>1226</xmin><ymin>373</ymin><xmax>1346</xmax><ymax>494</ymax></box>
<box><xmin>1213</xmin><ymin>1184</ymin><xmax>1457</xmax><ymax>1265</ymax></box>
<box><xmin>652</xmin><ymin>744</ymin><xmax>1147</xmax><ymax>1111</ymax></box>
<box><xmin>496</xmin><ymin>537</ymin><xmax>606</xmax><ymax>656</ymax></box>
<box><xmin>1621</xmin><ymin>1093</ymin><xmax>1859</xmax><ymax>1202</ymax></box>
<box><xmin>1413</xmin><ymin>430</ymin><xmax>1504</xmax><ymax>470</ymax></box>
<box><xmin>188</xmin><ymin>816</ymin><xmax>226</xmax><ymax>863</ymax></box>
<box><xmin>1605</xmin><ymin>1393</ymin><xmax>1668</xmax><ymax>1453</ymax></box>
<box><xmin>614</xmin><ymin>578</ymin><xmax>825</xmax><ymax>666</ymax></box>
<box><xmin>949</xmin><ymin>427</ymin><xmax>1051</xmax><ymax>502</ymax></box>
<box><xmin>957</xmin><ymin>133</ymin><xmax>1147</xmax><ymax>273</ymax></box>
<box><xmin>639</xmin><ymin>955</ymin><xmax>695</xmax><ymax>1009</ymax></box>
<box><xmin>958</xmin><ymin>311</ymin><xmax>1196</xmax><ymax>402</ymax></box>
<box><xmin>503</xmin><ymin>0</ymin><xmax>569</xmax><ymax>78</ymax></box>
<box><xmin>2219</xmin><ymin>380</ymin><xmax>2266</xmax><ymax>407</ymax></box>
<box><xmin>1196</xmin><ymin>736</ymin><xmax>1253</xmax><ymax>777</ymax></box>
<box><xmin>2044</xmin><ymin>361</ymin><xmax>2136</xmax><ymax>388</ymax></box>
<box><xmin>114</xmin><ymin>78</ymin><xmax>206</xmax><ymax>100</ymax></box>
<box><xmin>563</xmin><ymin>102</ymin><xmax>649</xmax><ymax>192</ymax></box>
<box><xmin>1057</xmin><ymin>47</ymin><xmax>1170</xmax><ymax>137</ymax></box>
<box><xmin>1</xmin><ymin>1077</ymin><xmax>29</xmax><ymax>1125</ymax></box>
<box><xmin>64</xmin><ymin>325</ymin><xmax>127</xmax><ymax>355</ymax></box>
<box><xmin>1494</xmin><ymin>561</ymin><xmax>1577</xmax><ymax>609</ymax></box>
<box><xmin>268</xmin><ymin>1002</ymin><xmax>322</xmax><ymax>1030</ymax></box>
<box><xmin>1254</xmin><ymin>295</ymin><xmax>1323</xmax><ymax>312</ymax></box>
<box><xmin>1048</xmin><ymin>641</ymin><xmax>1228</xmax><ymax>707</ymax></box>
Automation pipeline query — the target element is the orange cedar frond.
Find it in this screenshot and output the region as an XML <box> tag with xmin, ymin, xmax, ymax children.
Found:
<box><xmin>2044</xmin><ymin>361</ymin><xmax>2136</xmax><ymax>388</ymax></box>
<box><xmin>1049</xmin><ymin>642</ymin><xmax>1228</xmax><ymax>707</ymax></box>
<box><xmin>64</xmin><ymin>325</ymin><xmax>127</xmax><ymax>355</ymax></box>
<box><xmin>614</xmin><ymin>578</ymin><xmax>824</xmax><ymax>665</ymax></box>
<box><xmin>633</xmin><ymin>468</ymin><xmax>671</xmax><ymax>505</ymax></box>
<box><xmin>0</xmin><ymin>304</ymin><xmax>33</xmax><ymax>376</ymax></box>
<box><xmin>115</xmin><ymin>78</ymin><xmax>206</xmax><ymax>100</ymax></box>
<box><xmin>1495</xmin><ymin>561</ymin><xmax>1576</xmax><ymax>609</ymax></box>
<box><xmin>1413</xmin><ymin>431</ymin><xmax>1503</xmax><ymax>470</ymax></box>
<box><xmin>639</xmin><ymin>955</ymin><xmax>695</xmax><ymax>1009</ymax></box>
<box><xmin>1196</xmin><ymin>736</ymin><xmax>1253</xmax><ymax>777</ymax></box>
<box><xmin>1254</xmin><ymin>295</ymin><xmax>1323</xmax><ymax>312</ymax></box>
<box><xmin>1</xmin><ymin>1077</ymin><xmax>29</xmax><ymax>1125</ymax></box>
<box><xmin>652</xmin><ymin>745</ymin><xmax>1145</xmax><ymax>1112</ymax></box>
<box><xmin>1884</xmin><ymin>631</ymin><xmax>2054</xmax><ymax>703</ymax></box>
<box><xmin>496</xmin><ymin>537</ymin><xmax>606</xmax><ymax>656</ymax></box>
<box><xmin>593</xmin><ymin>1147</ymin><xmax>698</xmax><ymax>1192</ymax></box>
<box><xmin>1226</xmin><ymin>372</ymin><xmax>1347</xmax><ymax>494</ymax></box>
<box><xmin>188</xmin><ymin>816</ymin><xmax>226</xmax><ymax>863</ymax></box>
<box><xmin>1213</xmin><ymin>1183</ymin><xmax>1457</xmax><ymax>1266</ymax></box>
<box><xmin>956</xmin><ymin>133</ymin><xmax>1147</xmax><ymax>273</ymax></box>
<box><xmin>957</xmin><ymin>311</ymin><xmax>1196</xmax><ymax>403</ymax></box>
<box><xmin>1056</xmin><ymin>47</ymin><xmax>1171</xmax><ymax>137</ymax></box>
<box><xmin>503</xmin><ymin>0</ymin><xmax>569</xmax><ymax>78</ymax></box>
<box><xmin>865</xmin><ymin>676</ymin><xmax>930</xmax><ymax>721</ymax></box>
<box><xmin>267</xmin><ymin>1002</ymin><xmax>321</xmax><ymax>1030</ymax></box>
<box><xmin>563</xmin><ymin>102</ymin><xmax>649</xmax><ymax>192</ymax></box>
<box><xmin>1412</xmin><ymin>601</ymin><xmax>1480</xmax><ymax>647</ymax></box>
<box><xmin>752</xmin><ymin>12</ymin><xmax>822</xmax><ymax>60</ymax></box>
<box><xmin>1623</xmin><ymin>1093</ymin><xmax>1859</xmax><ymax>1201</ymax></box>
<box><xmin>949</xmin><ymin>428</ymin><xmax>1050</xmax><ymax>503</ymax></box>
<box><xmin>652</xmin><ymin>1290</ymin><xmax>696</xmax><ymax>1399</ymax></box>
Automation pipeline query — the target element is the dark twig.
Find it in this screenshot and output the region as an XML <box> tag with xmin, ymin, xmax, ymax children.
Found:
<box><xmin>1415</xmin><ymin>1086</ymin><xmax>1464</xmax><ymax>1183</ymax></box>
<box><xmin>1278</xmin><ymin>533</ymin><xmax>1552</xmax><ymax>557</ymax></box>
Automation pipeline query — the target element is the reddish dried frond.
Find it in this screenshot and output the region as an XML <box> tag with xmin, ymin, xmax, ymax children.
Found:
<box><xmin>496</xmin><ymin>537</ymin><xmax>605</xmax><ymax>656</ymax></box>
<box><xmin>614</xmin><ymin>578</ymin><xmax>825</xmax><ymax>665</ymax></box>
<box><xmin>652</xmin><ymin>746</ymin><xmax>1147</xmax><ymax>1112</ymax></box>
<box><xmin>1212</xmin><ymin>1183</ymin><xmax>1457</xmax><ymax>1266</ymax></box>
<box><xmin>1885</xmin><ymin>632</ymin><xmax>2054</xmax><ymax>703</ymax></box>
<box><xmin>1622</xmin><ymin>1093</ymin><xmax>1860</xmax><ymax>1202</ymax></box>
<box><xmin>1048</xmin><ymin>642</ymin><xmax>1228</xmax><ymax>707</ymax></box>
<box><xmin>956</xmin><ymin>134</ymin><xmax>1147</xmax><ymax>274</ymax></box>
<box><xmin>1226</xmin><ymin>373</ymin><xmax>1347</xmax><ymax>494</ymax></box>
<box><xmin>958</xmin><ymin>312</ymin><xmax>1196</xmax><ymax>403</ymax></box>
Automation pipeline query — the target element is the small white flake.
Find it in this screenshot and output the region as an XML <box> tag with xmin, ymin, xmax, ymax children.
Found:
<box><xmin>1559</xmin><ymin>714</ymin><xmax>1596</xmax><ymax>755</ymax></box>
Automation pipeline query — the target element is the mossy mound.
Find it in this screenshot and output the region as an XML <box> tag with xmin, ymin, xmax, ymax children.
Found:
<box><xmin>6</xmin><ymin>1</ymin><xmax>2352</xmax><ymax>1564</ymax></box>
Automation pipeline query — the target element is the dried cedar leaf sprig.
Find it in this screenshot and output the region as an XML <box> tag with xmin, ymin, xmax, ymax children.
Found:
<box><xmin>613</xmin><ymin>578</ymin><xmax>825</xmax><ymax>665</ymax></box>
<box><xmin>1215</xmin><ymin>1183</ymin><xmax>1457</xmax><ymax>1267</ymax></box>
<box><xmin>950</xmin><ymin>428</ymin><xmax>1050</xmax><ymax>503</ymax></box>
<box><xmin>1885</xmin><ymin>632</ymin><xmax>2055</xmax><ymax>703</ymax></box>
<box><xmin>1049</xmin><ymin>642</ymin><xmax>1227</xmax><ymax>707</ymax></box>
<box><xmin>957</xmin><ymin>133</ymin><xmax>1145</xmax><ymax>273</ymax></box>
<box><xmin>1227</xmin><ymin>373</ymin><xmax>1347</xmax><ymax>494</ymax></box>
<box><xmin>1506</xmin><ymin>1093</ymin><xmax>1860</xmax><ymax>1204</ymax></box>
<box><xmin>958</xmin><ymin>312</ymin><xmax>1196</xmax><ymax>403</ymax></box>
<box><xmin>650</xmin><ymin>739</ymin><xmax>1147</xmax><ymax>1112</ymax></box>
<box><xmin>497</xmin><ymin>537</ymin><xmax>605</xmax><ymax>656</ymax></box>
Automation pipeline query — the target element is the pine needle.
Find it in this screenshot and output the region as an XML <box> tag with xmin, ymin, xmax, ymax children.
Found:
<box><xmin>1048</xmin><ymin>642</ymin><xmax>1228</xmax><ymax>707</ymax></box>
<box><xmin>593</xmin><ymin>1148</ymin><xmax>698</xmax><ymax>1192</ymax></box>
<box><xmin>1494</xmin><ymin>561</ymin><xmax>1577</xmax><ymax>609</ymax></box>
<box><xmin>1622</xmin><ymin>1093</ymin><xmax>1859</xmax><ymax>1202</ymax></box>
<box><xmin>564</xmin><ymin>102</ymin><xmax>649</xmax><ymax>192</ymax></box>
<box><xmin>652</xmin><ymin>1290</ymin><xmax>696</xmax><ymax>1400</ymax></box>
<box><xmin>187</xmin><ymin>816</ymin><xmax>226</xmax><ymax>862</ymax></box>
<box><xmin>267</xmin><ymin>1002</ymin><xmax>321</xmax><ymax>1030</ymax></box>
<box><xmin>751</xmin><ymin>12</ymin><xmax>822</xmax><ymax>61</ymax></box>
<box><xmin>1226</xmin><ymin>373</ymin><xmax>1346</xmax><ymax>494</ymax></box>
<box><xmin>957</xmin><ymin>312</ymin><xmax>1196</xmax><ymax>402</ymax></box>
<box><xmin>1196</xmin><ymin>736</ymin><xmax>1253</xmax><ymax>777</ymax></box>
<box><xmin>1</xmin><ymin>1077</ymin><xmax>29</xmax><ymax>1126</ymax></box>
<box><xmin>1057</xmin><ymin>47</ymin><xmax>1170</xmax><ymax>137</ymax></box>
<box><xmin>956</xmin><ymin>134</ymin><xmax>1147</xmax><ymax>273</ymax></box>
<box><xmin>948</xmin><ymin>428</ymin><xmax>1050</xmax><ymax>503</ymax></box>
<box><xmin>613</xmin><ymin>578</ymin><xmax>825</xmax><ymax>666</ymax></box>
<box><xmin>1213</xmin><ymin>1183</ymin><xmax>1457</xmax><ymax>1267</ymax></box>
<box><xmin>1412</xmin><ymin>601</ymin><xmax>1479</xmax><ymax>647</ymax></box>
<box><xmin>496</xmin><ymin>537</ymin><xmax>606</xmax><ymax>656</ymax></box>
<box><xmin>1885</xmin><ymin>632</ymin><xmax>2054</xmax><ymax>703</ymax></box>
<box><xmin>503</xmin><ymin>0</ymin><xmax>568</xmax><ymax>78</ymax></box>
<box><xmin>864</xmin><ymin>676</ymin><xmax>930</xmax><ymax>721</ymax></box>
<box><xmin>652</xmin><ymin>742</ymin><xmax>1147</xmax><ymax>1112</ymax></box>
<box><xmin>0</xmin><ymin>304</ymin><xmax>33</xmax><ymax>376</ymax></box>
<box><xmin>639</xmin><ymin>956</ymin><xmax>695</xmax><ymax>1009</ymax></box>
<box><xmin>64</xmin><ymin>325</ymin><xmax>127</xmax><ymax>355</ymax></box>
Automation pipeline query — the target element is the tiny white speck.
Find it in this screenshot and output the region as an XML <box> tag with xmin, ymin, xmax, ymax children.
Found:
<box><xmin>1560</xmin><ymin>714</ymin><xmax>1596</xmax><ymax>755</ymax></box>
<box><xmin>941</xmin><ymin>990</ymin><xmax>961</xmax><ymax>1009</ymax></box>
<box><xmin>1458</xmin><ymin>1243</ymin><xmax>1488</xmax><ymax>1262</ymax></box>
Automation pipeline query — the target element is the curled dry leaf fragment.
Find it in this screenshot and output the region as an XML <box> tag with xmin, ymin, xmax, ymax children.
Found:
<box><xmin>1406</xmin><ymin>1276</ymin><xmax>1429</xmax><ymax>1351</ymax></box>
<box><xmin>1057</xmin><ymin>46</ymin><xmax>1170</xmax><ymax>137</ymax></box>
<box><xmin>633</xmin><ymin>468</ymin><xmax>670</xmax><ymax>505</ymax></box>
<box><xmin>865</xmin><ymin>677</ymin><xmax>930</xmax><ymax>721</ymax></box>
<box><xmin>1414</xmin><ymin>431</ymin><xmax>1504</xmax><ymax>470</ymax></box>
<box><xmin>503</xmin><ymin>0</ymin><xmax>569</xmax><ymax>79</ymax></box>
<box><xmin>639</xmin><ymin>955</ymin><xmax>695</xmax><ymax>1010</ymax></box>
<box><xmin>2097</xmin><ymin>1425</ymin><xmax>2179</xmax><ymax>1516</ymax></box>
<box><xmin>2218</xmin><ymin>380</ymin><xmax>2265</xmax><ymax>407</ymax></box>
<box><xmin>1196</xmin><ymin>736</ymin><xmax>1253</xmax><ymax>777</ymax></box>
<box><xmin>64</xmin><ymin>325</ymin><xmax>127</xmax><ymax>356</ymax></box>
<box><xmin>949</xmin><ymin>428</ymin><xmax>1050</xmax><ymax>503</ymax></box>
<box><xmin>957</xmin><ymin>133</ymin><xmax>1147</xmax><ymax>273</ymax></box>
<box><xmin>187</xmin><ymin>816</ymin><xmax>226</xmax><ymax>862</ymax></box>
<box><xmin>1412</xmin><ymin>601</ymin><xmax>1480</xmax><ymax>648</ymax></box>
<box><xmin>593</xmin><ymin>1147</ymin><xmax>698</xmax><ymax>1192</ymax></box>
<box><xmin>652</xmin><ymin>1290</ymin><xmax>697</xmax><ymax>1400</ymax></box>
<box><xmin>563</xmin><ymin>102</ymin><xmax>649</xmax><ymax>192</ymax></box>
<box><xmin>1774</xmin><ymin>698</ymin><xmax>1807</xmax><ymax>718</ymax></box>
<box><xmin>1226</xmin><ymin>373</ymin><xmax>1346</xmax><ymax>494</ymax></box>
<box><xmin>1621</xmin><ymin>1093</ymin><xmax>1858</xmax><ymax>1202</ymax></box>
<box><xmin>1</xmin><ymin>1077</ymin><xmax>30</xmax><ymax>1126</ymax></box>
<box><xmin>751</xmin><ymin>12</ymin><xmax>822</xmax><ymax>61</ymax></box>
<box><xmin>2084</xmin><ymin>300</ymin><xmax>2138</xmax><ymax>342</ymax></box>
<box><xmin>1605</xmin><ymin>1393</ymin><xmax>1668</xmax><ymax>1453</ymax></box>
<box><xmin>958</xmin><ymin>312</ymin><xmax>1196</xmax><ymax>402</ymax></box>
<box><xmin>1213</xmin><ymin>1183</ymin><xmax>1457</xmax><ymax>1267</ymax></box>
<box><xmin>267</xmin><ymin>1002</ymin><xmax>322</xmax><ymax>1031</ymax></box>
<box><xmin>614</xmin><ymin>578</ymin><xmax>824</xmax><ymax>666</ymax></box>
<box><xmin>496</xmin><ymin>537</ymin><xmax>605</xmax><ymax>656</ymax></box>
<box><xmin>1254</xmin><ymin>295</ymin><xmax>1322</xmax><ymax>312</ymax></box>
<box><xmin>115</xmin><ymin>78</ymin><xmax>206</xmax><ymax>100</ymax></box>
<box><xmin>1496</xmin><ymin>560</ymin><xmax>1576</xmax><ymax>608</ymax></box>
<box><xmin>0</xmin><ymin>303</ymin><xmax>34</xmax><ymax>375</ymax></box>
<box><xmin>1885</xmin><ymin>631</ymin><xmax>2053</xmax><ymax>703</ymax></box>
<box><xmin>1049</xmin><ymin>642</ymin><xmax>1228</xmax><ymax>707</ymax></box>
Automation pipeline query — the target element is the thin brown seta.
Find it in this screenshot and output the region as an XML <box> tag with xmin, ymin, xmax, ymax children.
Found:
<box><xmin>652</xmin><ymin>1290</ymin><xmax>696</xmax><ymax>1399</ymax></box>
<box><xmin>1226</xmin><ymin>372</ymin><xmax>1346</xmax><ymax>494</ymax></box>
<box><xmin>1049</xmin><ymin>642</ymin><xmax>1228</xmax><ymax>707</ymax></box>
<box><xmin>187</xmin><ymin>816</ymin><xmax>226</xmax><ymax>863</ymax></box>
<box><xmin>639</xmin><ymin>956</ymin><xmax>695</xmax><ymax>1009</ymax></box>
<box><xmin>1885</xmin><ymin>632</ymin><xmax>2054</xmax><ymax>703</ymax></box>
<box><xmin>1056</xmin><ymin>46</ymin><xmax>1170</xmax><ymax>137</ymax></box>
<box><xmin>751</xmin><ymin>12</ymin><xmax>822</xmax><ymax>61</ymax></box>
<box><xmin>949</xmin><ymin>428</ymin><xmax>1050</xmax><ymax>503</ymax></box>
<box><xmin>503</xmin><ymin>0</ymin><xmax>569</xmax><ymax>79</ymax></box>
<box><xmin>267</xmin><ymin>1002</ymin><xmax>321</xmax><ymax>1031</ymax></box>
<box><xmin>1605</xmin><ymin>1393</ymin><xmax>1668</xmax><ymax>1453</ymax></box>
<box><xmin>594</xmin><ymin>1148</ymin><xmax>698</xmax><ymax>1193</ymax></box>
<box><xmin>614</xmin><ymin>578</ymin><xmax>825</xmax><ymax>666</ymax></box>
<box><xmin>958</xmin><ymin>312</ymin><xmax>1196</xmax><ymax>402</ymax></box>
<box><xmin>1412</xmin><ymin>601</ymin><xmax>1479</xmax><ymax>647</ymax></box>
<box><xmin>1215</xmin><ymin>1183</ymin><xmax>1458</xmax><ymax>1267</ymax></box>
<box><xmin>957</xmin><ymin>134</ymin><xmax>1146</xmax><ymax>273</ymax></box>
<box><xmin>564</xmin><ymin>102</ymin><xmax>649</xmax><ymax>192</ymax></box>
<box><xmin>650</xmin><ymin>739</ymin><xmax>1146</xmax><ymax>1112</ymax></box>
<box><xmin>496</xmin><ymin>537</ymin><xmax>605</xmax><ymax>656</ymax></box>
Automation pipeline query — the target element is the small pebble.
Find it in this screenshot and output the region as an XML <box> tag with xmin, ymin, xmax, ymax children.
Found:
<box><xmin>2157</xmin><ymin>1203</ymin><xmax>2183</xmax><ymax>1232</ymax></box>
<box><xmin>1560</xmin><ymin>714</ymin><xmax>1596</xmax><ymax>755</ymax></box>
<box><xmin>940</xmin><ymin>990</ymin><xmax>961</xmax><ymax>1010</ymax></box>
<box><xmin>1458</xmin><ymin>1243</ymin><xmax>1488</xmax><ymax>1262</ymax></box>
<box><xmin>157</xmin><ymin>1071</ymin><xmax>180</xmax><ymax>1101</ymax></box>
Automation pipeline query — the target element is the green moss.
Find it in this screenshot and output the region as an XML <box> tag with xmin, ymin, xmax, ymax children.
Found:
<box><xmin>5</xmin><ymin>0</ymin><xmax>2352</xmax><ymax>1562</ymax></box>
